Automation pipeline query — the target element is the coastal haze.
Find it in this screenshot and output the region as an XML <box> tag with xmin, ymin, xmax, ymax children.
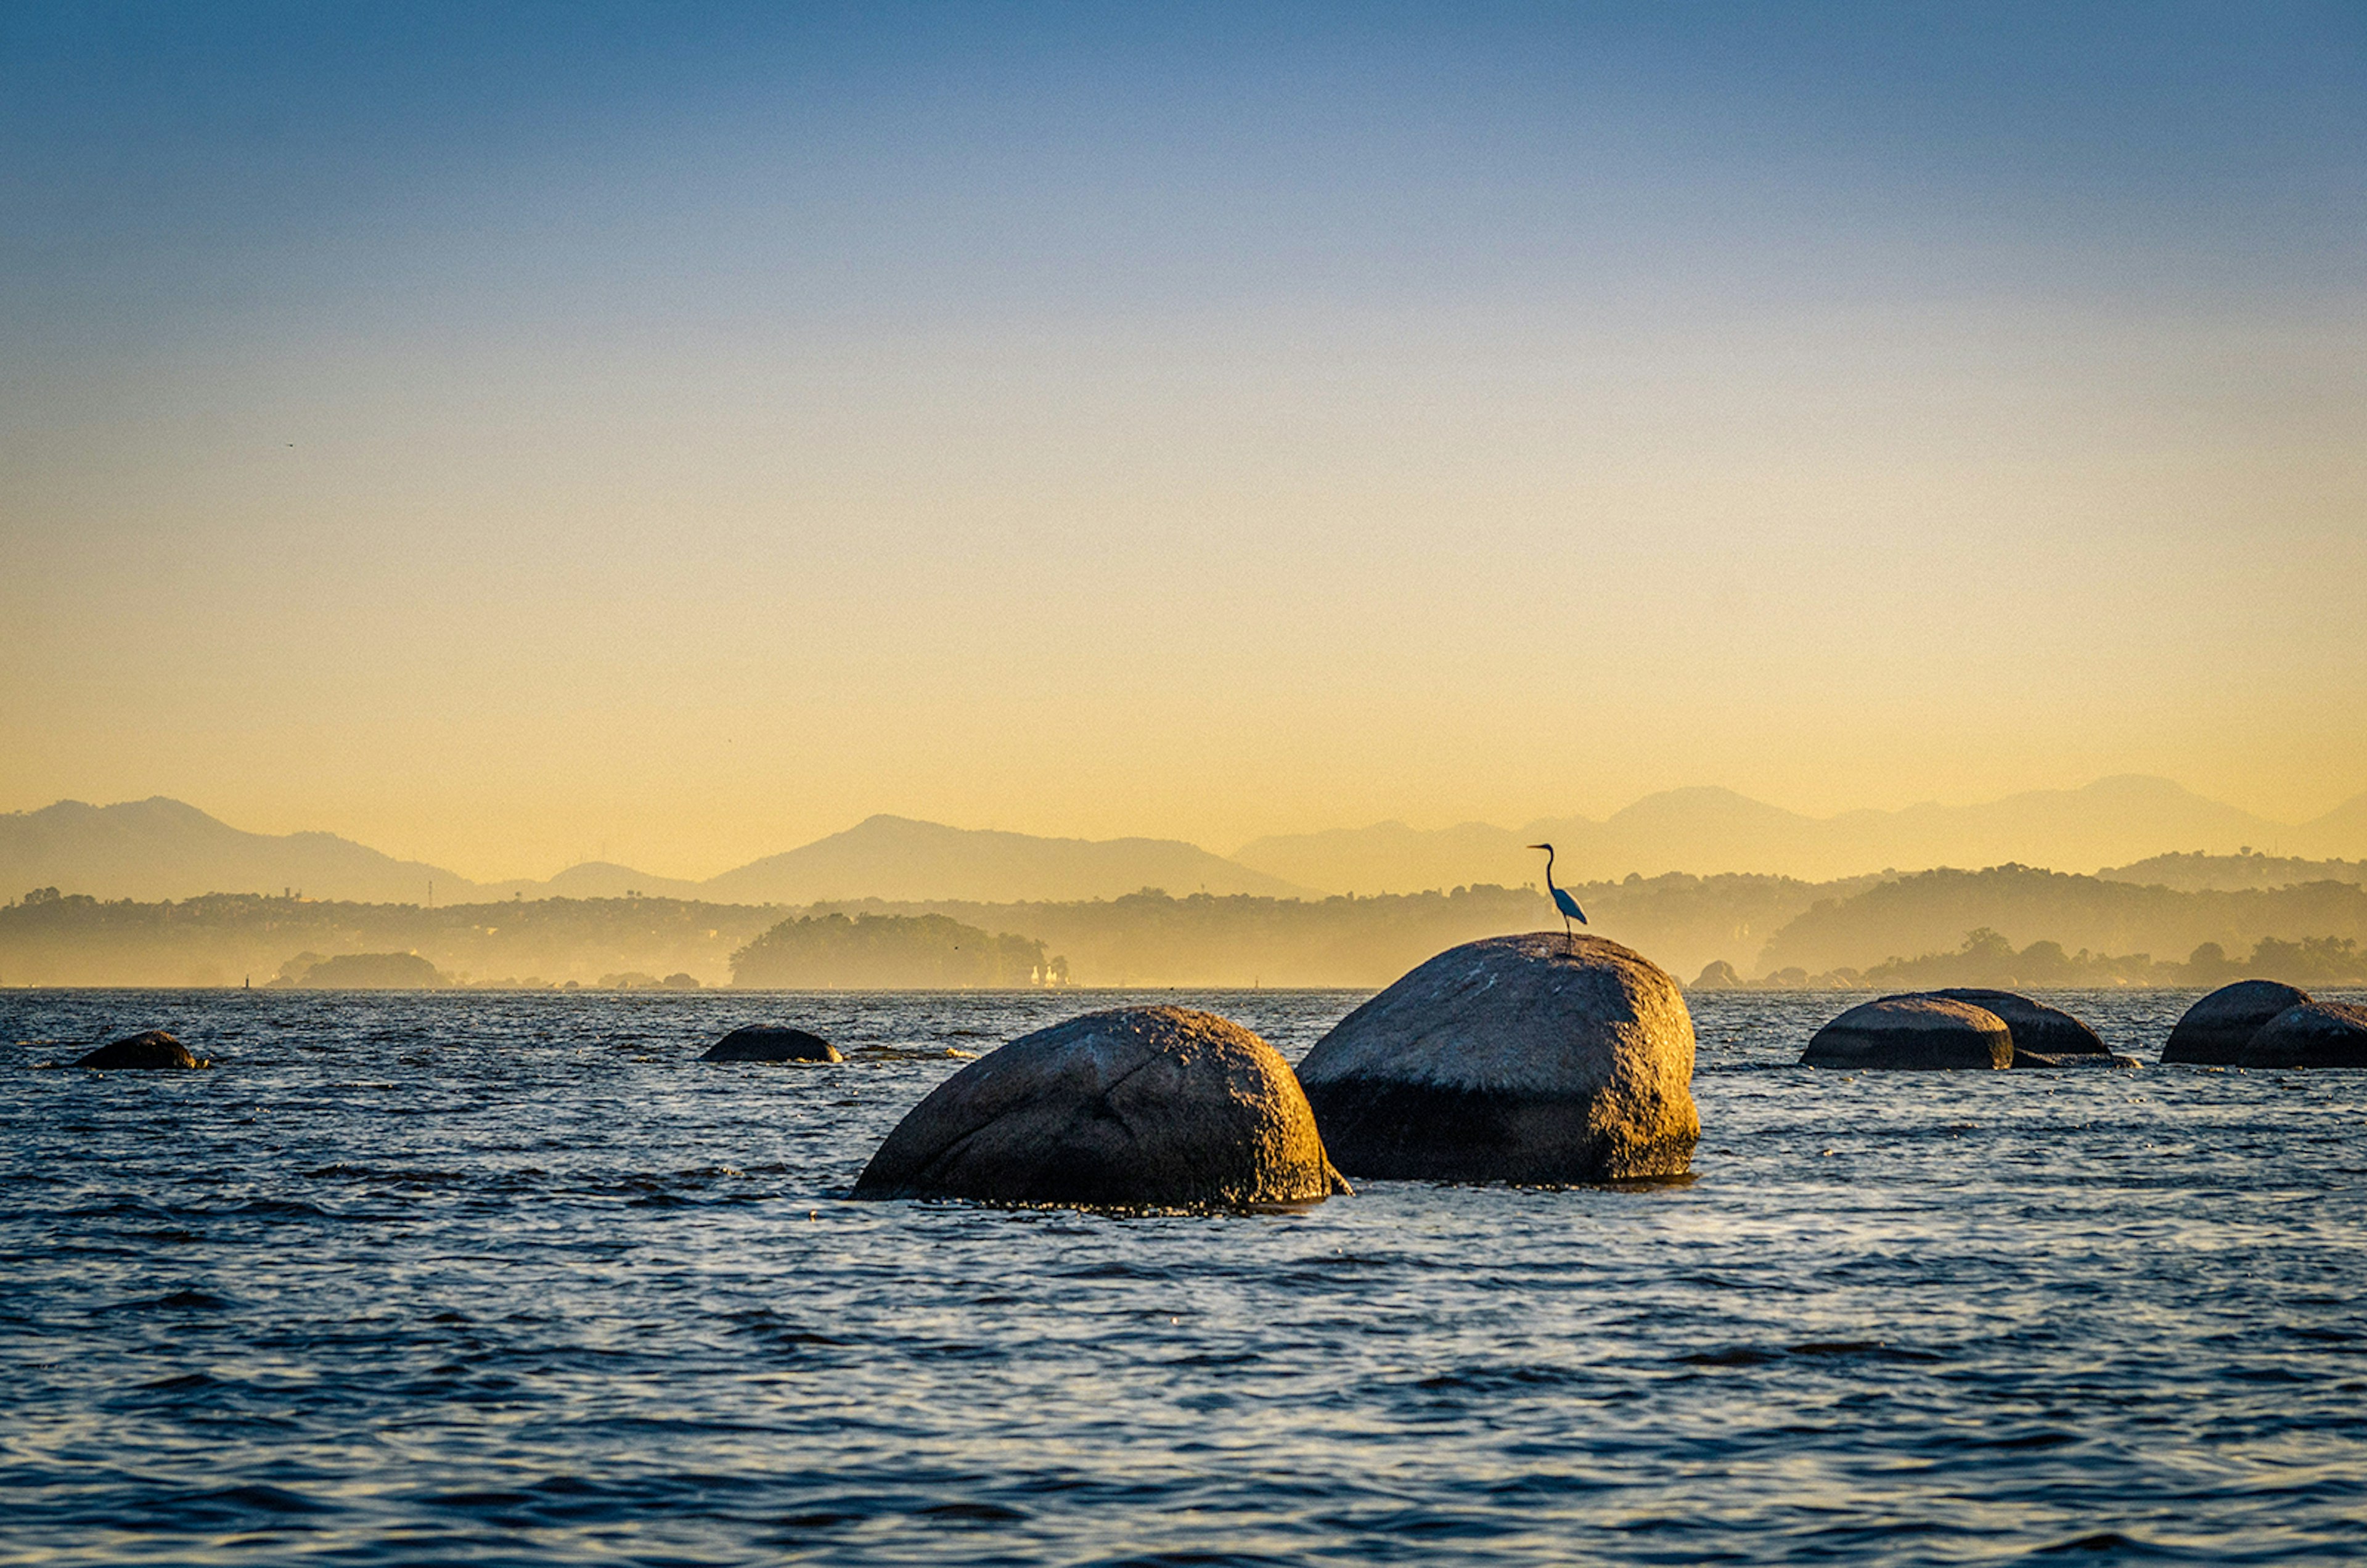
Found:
<box><xmin>9</xmin><ymin>778</ymin><xmax>2367</xmax><ymax>990</ymax></box>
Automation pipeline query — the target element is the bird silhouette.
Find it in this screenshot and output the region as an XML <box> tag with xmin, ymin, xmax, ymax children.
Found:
<box><xmin>1527</xmin><ymin>843</ymin><xmax>1587</xmax><ymax>950</ymax></box>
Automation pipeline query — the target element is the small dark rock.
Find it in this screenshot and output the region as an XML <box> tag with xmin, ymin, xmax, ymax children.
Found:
<box><xmin>701</xmin><ymin>1026</ymin><xmax>841</xmax><ymax>1064</ymax></box>
<box><xmin>1803</xmin><ymin>997</ymin><xmax>2013</xmax><ymax>1070</ymax></box>
<box><xmin>2162</xmin><ymin>980</ymin><xmax>2312</xmax><ymax>1064</ymax></box>
<box><xmin>2236</xmin><ymin>1002</ymin><xmax>2367</xmax><ymax>1069</ymax></box>
<box><xmin>2009</xmin><ymin>1048</ymin><xmax>2136</xmax><ymax>1069</ymax></box>
<box><xmin>74</xmin><ymin>1031</ymin><xmax>208</xmax><ymax>1070</ymax></box>
<box><xmin>1926</xmin><ymin>989</ymin><xmax>2107</xmax><ymax>1056</ymax></box>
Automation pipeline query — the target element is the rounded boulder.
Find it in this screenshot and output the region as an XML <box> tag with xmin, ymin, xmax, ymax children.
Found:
<box><xmin>1293</xmin><ymin>933</ymin><xmax>1698</xmax><ymax>1183</ymax></box>
<box><xmin>1924</xmin><ymin>989</ymin><xmax>2108</xmax><ymax>1065</ymax></box>
<box><xmin>2236</xmin><ymin>1002</ymin><xmax>2367</xmax><ymax>1069</ymax></box>
<box><xmin>1803</xmin><ymin>997</ymin><xmax>2013</xmax><ymax>1070</ymax></box>
<box><xmin>701</xmin><ymin>1026</ymin><xmax>841</xmax><ymax>1064</ymax></box>
<box><xmin>851</xmin><ymin>1006</ymin><xmax>1346</xmax><ymax>1207</ymax></box>
<box><xmin>74</xmin><ymin>1031</ymin><xmax>209</xmax><ymax>1070</ymax></box>
<box><xmin>2162</xmin><ymin>980</ymin><xmax>2312</xmax><ymax>1064</ymax></box>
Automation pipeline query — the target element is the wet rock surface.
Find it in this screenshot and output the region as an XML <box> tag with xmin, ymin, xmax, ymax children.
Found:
<box><xmin>701</xmin><ymin>1026</ymin><xmax>842</xmax><ymax>1064</ymax></box>
<box><xmin>1803</xmin><ymin>997</ymin><xmax>2014</xmax><ymax>1071</ymax></box>
<box><xmin>2163</xmin><ymin>980</ymin><xmax>2313</xmax><ymax>1065</ymax></box>
<box><xmin>1295</xmin><ymin>933</ymin><xmax>1698</xmax><ymax>1183</ymax></box>
<box><xmin>2009</xmin><ymin>1048</ymin><xmax>2141</xmax><ymax>1069</ymax></box>
<box><xmin>72</xmin><ymin>1031</ymin><xmax>208</xmax><ymax>1070</ymax></box>
<box><xmin>1926</xmin><ymin>989</ymin><xmax>2107</xmax><ymax>1058</ymax></box>
<box><xmin>852</xmin><ymin>1005</ymin><xmax>1346</xmax><ymax>1207</ymax></box>
<box><xmin>2236</xmin><ymin>1001</ymin><xmax>2367</xmax><ymax>1069</ymax></box>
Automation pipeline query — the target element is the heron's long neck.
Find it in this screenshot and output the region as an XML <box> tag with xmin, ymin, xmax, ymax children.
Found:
<box><xmin>1543</xmin><ymin>847</ymin><xmax>1555</xmax><ymax>888</ymax></box>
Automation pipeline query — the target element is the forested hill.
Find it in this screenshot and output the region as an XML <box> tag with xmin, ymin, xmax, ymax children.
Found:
<box><xmin>1757</xmin><ymin>866</ymin><xmax>2367</xmax><ymax>978</ymax></box>
<box><xmin>2099</xmin><ymin>851</ymin><xmax>2367</xmax><ymax>893</ymax></box>
<box><xmin>6</xmin><ymin>864</ymin><xmax>2367</xmax><ymax>989</ymax></box>
<box><xmin>0</xmin><ymin>877</ymin><xmax>1817</xmax><ymax>989</ymax></box>
<box><xmin>0</xmin><ymin>892</ymin><xmax>778</xmax><ymax>990</ymax></box>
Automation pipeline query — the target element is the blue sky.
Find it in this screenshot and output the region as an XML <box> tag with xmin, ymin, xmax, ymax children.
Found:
<box><xmin>9</xmin><ymin>3</ymin><xmax>2357</xmax><ymax>325</ymax></box>
<box><xmin>3</xmin><ymin>2</ymin><xmax>2362</xmax><ymax>876</ymax></box>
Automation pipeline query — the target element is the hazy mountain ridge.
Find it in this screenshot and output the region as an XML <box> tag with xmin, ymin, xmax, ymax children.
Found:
<box><xmin>0</xmin><ymin>799</ymin><xmax>471</xmax><ymax>905</ymax></box>
<box><xmin>9</xmin><ymin>780</ymin><xmax>2365</xmax><ymax>916</ymax></box>
<box><xmin>0</xmin><ymin>801</ymin><xmax>1309</xmax><ymax>907</ymax></box>
<box><xmin>699</xmin><ymin>815</ymin><xmax>1310</xmax><ymax>904</ymax></box>
<box><xmin>1235</xmin><ymin>777</ymin><xmax>2367</xmax><ymax>890</ymax></box>
<box><xmin>2099</xmin><ymin>851</ymin><xmax>2367</xmax><ymax>894</ymax></box>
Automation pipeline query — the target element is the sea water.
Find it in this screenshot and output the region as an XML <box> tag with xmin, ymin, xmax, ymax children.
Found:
<box><xmin>4</xmin><ymin>987</ymin><xmax>2365</xmax><ymax>1565</ymax></box>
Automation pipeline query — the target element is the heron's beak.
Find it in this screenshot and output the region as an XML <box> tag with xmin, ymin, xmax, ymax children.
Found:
<box><xmin>1526</xmin><ymin>843</ymin><xmax>1550</xmax><ymax>851</ymax></box>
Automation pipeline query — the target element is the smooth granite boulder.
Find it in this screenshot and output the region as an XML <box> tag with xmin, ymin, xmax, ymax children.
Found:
<box><xmin>1923</xmin><ymin>989</ymin><xmax>2109</xmax><ymax>1066</ymax></box>
<box><xmin>1803</xmin><ymin>997</ymin><xmax>2013</xmax><ymax>1070</ymax></box>
<box><xmin>2236</xmin><ymin>1002</ymin><xmax>2367</xmax><ymax>1069</ymax></box>
<box><xmin>2162</xmin><ymin>980</ymin><xmax>2313</xmax><ymax>1064</ymax></box>
<box><xmin>1294</xmin><ymin>933</ymin><xmax>1698</xmax><ymax>1183</ymax></box>
<box><xmin>852</xmin><ymin>1006</ymin><xmax>1346</xmax><ymax>1207</ymax></box>
<box><xmin>701</xmin><ymin>1026</ymin><xmax>841</xmax><ymax>1064</ymax></box>
<box><xmin>73</xmin><ymin>1031</ymin><xmax>209</xmax><ymax>1070</ymax></box>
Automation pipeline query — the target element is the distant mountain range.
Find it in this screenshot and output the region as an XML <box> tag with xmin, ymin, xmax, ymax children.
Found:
<box><xmin>5</xmin><ymin>777</ymin><xmax>2364</xmax><ymax>907</ymax></box>
<box><xmin>0</xmin><ymin>798</ymin><xmax>473</xmax><ymax>905</ymax></box>
<box><xmin>1232</xmin><ymin>777</ymin><xmax>2367</xmax><ymax>891</ymax></box>
<box><xmin>0</xmin><ymin>801</ymin><xmax>1310</xmax><ymax>905</ymax></box>
<box><xmin>694</xmin><ymin>815</ymin><xmax>1307</xmax><ymax>904</ymax></box>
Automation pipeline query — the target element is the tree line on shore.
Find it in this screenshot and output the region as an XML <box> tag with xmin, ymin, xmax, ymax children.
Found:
<box><xmin>2</xmin><ymin>862</ymin><xmax>2365</xmax><ymax>989</ymax></box>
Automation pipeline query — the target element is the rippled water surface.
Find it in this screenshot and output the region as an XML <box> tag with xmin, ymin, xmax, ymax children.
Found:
<box><xmin>6</xmin><ymin>986</ymin><xmax>2367</xmax><ymax>1566</ymax></box>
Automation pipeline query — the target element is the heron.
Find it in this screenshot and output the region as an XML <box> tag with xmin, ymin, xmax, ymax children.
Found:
<box><xmin>1528</xmin><ymin>843</ymin><xmax>1587</xmax><ymax>949</ymax></box>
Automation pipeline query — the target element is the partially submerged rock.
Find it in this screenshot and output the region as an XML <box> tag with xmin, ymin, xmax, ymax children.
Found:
<box><xmin>2236</xmin><ymin>1002</ymin><xmax>2367</xmax><ymax>1069</ymax></box>
<box><xmin>1926</xmin><ymin>989</ymin><xmax>2107</xmax><ymax>1061</ymax></box>
<box><xmin>852</xmin><ymin>1006</ymin><xmax>1346</xmax><ymax>1207</ymax></box>
<box><xmin>1294</xmin><ymin>933</ymin><xmax>1698</xmax><ymax>1183</ymax></box>
<box><xmin>701</xmin><ymin>1026</ymin><xmax>841</xmax><ymax>1064</ymax></box>
<box><xmin>2009</xmin><ymin>1048</ymin><xmax>2142</xmax><ymax>1070</ymax></box>
<box><xmin>74</xmin><ymin>1031</ymin><xmax>209</xmax><ymax>1070</ymax></box>
<box><xmin>2162</xmin><ymin>980</ymin><xmax>2312</xmax><ymax>1065</ymax></box>
<box><xmin>1802</xmin><ymin>997</ymin><xmax>2013</xmax><ymax>1071</ymax></box>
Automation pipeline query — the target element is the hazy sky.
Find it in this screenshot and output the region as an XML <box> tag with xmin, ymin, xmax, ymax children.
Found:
<box><xmin>4</xmin><ymin>2</ymin><xmax>2362</xmax><ymax>878</ymax></box>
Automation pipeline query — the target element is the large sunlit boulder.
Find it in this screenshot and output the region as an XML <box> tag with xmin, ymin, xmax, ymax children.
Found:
<box><xmin>1294</xmin><ymin>933</ymin><xmax>1699</xmax><ymax>1183</ymax></box>
<box><xmin>2236</xmin><ymin>1001</ymin><xmax>2367</xmax><ymax>1069</ymax></box>
<box><xmin>851</xmin><ymin>1006</ymin><xmax>1347</xmax><ymax>1207</ymax></box>
<box><xmin>2162</xmin><ymin>980</ymin><xmax>2312</xmax><ymax>1064</ymax></box>
<box><xmin>1803</xmin><ymin>997</ymin><xmax>2013</xmax><ymax>1070</ymax></box>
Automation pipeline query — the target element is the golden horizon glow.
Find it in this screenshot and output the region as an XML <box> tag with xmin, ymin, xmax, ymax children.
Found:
<box><xmin>4</xmin><ymin>9</ymin><xmax>2362</xmax><ymax>881</ymax></box>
